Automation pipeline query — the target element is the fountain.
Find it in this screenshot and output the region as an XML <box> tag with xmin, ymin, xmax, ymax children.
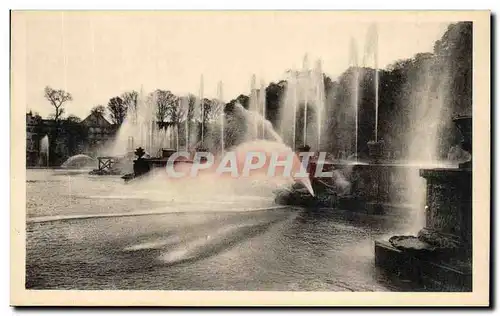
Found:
<box><xmin>302</xmin><ymin>54</ymin><xmax>309</xmax><ymax>147</ymax></box>
<box><xmin>260</xmin><ymin>79</ymin><xmax>267</xmax><ymax>140</ymax></box>
<box><xmin>117</xmin><ymin>77</ymin><xmax>283</xmax><ymax>182</ymax></box>
<box><xmin>203</xmin><ymin>102</ymin><xmax>283</xmax><ymax>153</ymax></box>
<box><xmin>109</xmin><ymin>21</ymin><xmax>470</xmax><ymax>231</ymax></box>
<box><xmin>61</xmin><ymin>154</ymin><xmax>96</xmax><ymax>169</ymax></box>
<box><xmin>111</xmin><ymin>86</ymin><xmax>170</xmax><ymax>158</ymax></box>
<box><xmin>246</xmin><ymin>75</ymin><xmax>269</xmax><ymax>141</ymax></box>
<box><xmin>314</xmin><ymin>59</ymin><xmax>326</xmax><ymax>151</ymax></box>
<box><xmin>249</xmin><ymin>74</ymin><xmax>259</xmax><ymax>139</ymax></box>
<box><xmin>199</xmin><ymin>74</ymin><xmax>205</xmax><ymax>147</ymax></box>
<box><xmin>39</xmin><ymin>135</ymin><xmax>49</xmax><ymax>167</ymax></box>
<box><xmin>180</xmin><ymin>96</ymin><xmax>190</xmax><ymax>151</ymax></box>
<box><xmin>374</xmin><ymin>116</ymin><xmax>472</xmax><ymax>291</ymax></box>
<box><xmin>349</xmin><ymin>38</ymin><xmax>360</xmax><ymax>160</ymax></box>
<box><xmin>274</xmin><ymin>23</ymin><xmax>470</xmax><ymax>220</ymax></box>
<box><xmin>280</xmin><ymin>70</ymin><xmax>298</xmax><ymax>150</ymax></box>
<box><xmin>217</xmin><ymin>81</ymin><xmax>225</xmax><ymax>155</ymax></box>
<box><xmin>364</xmin><ymin>23</ymin><xmax>384</xmax><ymax>162</ymax></box>
<box><xmin>279</xmin><ymin>54</ymin><xmax>327</xmax><ymax>152</ymax></box>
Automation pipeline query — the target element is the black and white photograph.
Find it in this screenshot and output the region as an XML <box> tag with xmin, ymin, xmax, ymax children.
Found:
<box><xmin>10</xmin><ymin>10</ymin><xmax>490</xmax><ymax>306</ymax></box>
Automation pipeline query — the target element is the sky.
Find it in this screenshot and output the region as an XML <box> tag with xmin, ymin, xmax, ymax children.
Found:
<box><xmin>16</xmin><ymin>11</ymin><xmax>453</xmax><ymax>119</ymax></box>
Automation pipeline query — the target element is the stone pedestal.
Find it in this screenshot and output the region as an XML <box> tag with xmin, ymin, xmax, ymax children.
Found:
<box><xmin>374</xmin><ymin>116</ymin><xmax>472</xmax><ymax>291</ymax></box>
<box><xmin>418</xmin><ymin>168</ymin><xmax>472</xmax><ymax>256</ymax></box>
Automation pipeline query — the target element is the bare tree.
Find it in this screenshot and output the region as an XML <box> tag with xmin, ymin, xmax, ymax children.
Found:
<box><xmin>44</xmin><ymin>86</ymin><xmax>73</xmax><ymax>122</ymax></box>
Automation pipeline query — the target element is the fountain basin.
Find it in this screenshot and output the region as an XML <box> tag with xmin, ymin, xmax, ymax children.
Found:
<box><xmin>374</xmin><ymin>239</ymin><xmax>472</xmax><ymax>291</ymax></box>
<box><xmin>374</xmin><ymin>164</ymin><xmax>472</xmax><ymax>291</ymax></box>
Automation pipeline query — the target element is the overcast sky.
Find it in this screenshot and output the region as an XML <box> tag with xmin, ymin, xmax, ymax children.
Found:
<box><xmin>18</xmin><ymin>11</ymin><xmax>453</xmax><ymax>119</ymax></box>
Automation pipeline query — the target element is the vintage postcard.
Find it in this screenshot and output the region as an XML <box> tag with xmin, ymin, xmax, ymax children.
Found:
<box><xmin>10</xmin><ymin>10</ymin><xmax>490</xmax><ymax>306</ymax></box>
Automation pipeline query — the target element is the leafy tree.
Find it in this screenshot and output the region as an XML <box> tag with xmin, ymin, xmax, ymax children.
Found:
<box><xmin>61</xmin><ymin>115</ymin><xmax>87</xmax><ymax>155</ymax></box>
<box><xmin>186</xmin><ymin>94</ymin><xmax>197</xmax><ymax>121</ymax></box>
<box><xmin>66</xmin><ymin>114</ymin><xmax>82</xmax><ymax>123</ymax></box>
<box><xmin>90</xmin><ymin>105</ymin><xmax>106</xmax><ymax>116</ymax></box>
<box><xmin>122</xmin><ymin>91</ymin><xmax>139</xmax><ymax>112</ymax></box>
<box><xmin>264</xmin><ymin>81</ymin><xmax>287</xmax><ymax>128</ymax></box>
<box><xmin>148</xmin><ymin>89</ymin><xmax>177</xmax><ymax>123</ymax></box>
<box><xmin>107</xmin><ymin>97</ymin><xmax>127</xmax><ymax>125</ymax></box>
<box><xmin>202</xmin><ymin>98</ymin><xmax>220</xmax><ymax>122</ymax></box>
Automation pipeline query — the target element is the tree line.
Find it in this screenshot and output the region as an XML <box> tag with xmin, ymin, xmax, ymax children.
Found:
<box><xmin>34</xmin><ymin>21</ymin><xmax>471</xmax><ymax>161</ymax></box>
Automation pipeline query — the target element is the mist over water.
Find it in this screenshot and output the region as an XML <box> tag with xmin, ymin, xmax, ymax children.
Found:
<box><xmin>279</xmin><ymin>55</ymin><xmax>326</xmax><ymax>151</ymax></box>
<box><xmin>399</xmin><ymin>29</ymin><xmax>465</xmax><ymax>232</ymax></box>
<box><xmin>24</xmin><ymin>21</ymin><xmax>474</xmax><ymax>292</ymax></box>
<box><xmin>202</xmin><ymin>103</ymin><xmax>284</xmax><ymax>153</ymax></box>
<box><xmin>39</xmin><ymin>135</ymin><xmax>50</xmax><ymax>167</ymax></box>
<box><xmin>94</xmin><ymin>23</ymin><xmax>469</xmax><ymax>239</ymax></box>
<box><xmin>61</xmin><ymin>154</ymin><xmax>96</xmax><ymax>169</ymax></box>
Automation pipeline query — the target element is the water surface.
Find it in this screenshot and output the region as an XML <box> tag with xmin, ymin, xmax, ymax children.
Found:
<box><xmin>26</xmin><ymin>169</ymin><xmax>417</xmax><ymax>291</ymax></box>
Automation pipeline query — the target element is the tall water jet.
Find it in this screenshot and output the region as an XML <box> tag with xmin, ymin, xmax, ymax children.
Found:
<box><xmin>402</xmin><ymin>49</ymin><xmax>456</xmax><ymax>230</ymax></box>
<box><xmin>281</xmin><ymin>71</ymin><xmax>298</xmax><ymax>149</ymax></box>
<box><xmin>39</xmin><ymin>135</ymin><xmax>49</xmax><ymax>167</ymax></box>
<box><xmin>181</xmin><ymin>96</ymin><xmax>189</xmax><ymax>151</ymax></box>
<box><xmin>127</xmin><ymin>136</ymin><xmax>134</xmax><ymax>153</ymax></box>
<box><xmin>313</xmin><ymin>59</ymin><xmax>325</xmax><ymax>151</ymax></box>
<box><xmin>260</xmin><ymin>79</ymin><xmax>267</xmax><ymax>139</ymax></box>
<box><xmin>176</xmin><ymin>99</ymin><xmax>180</xmax><ymax>151</ymax></box>
<box><xmin>397</xmin><ymin>23</ymin><xmax>471</xmax><ymax>230</ymax></box>
<box><xmin>375</xmin><ymin>24</ymin><xmax>473</xmax><ymax>291</ymax></box>
<box><xmin>222</xmin><ymin>103</ymin><xmax>283</xmax><ymax>149</ymax></box>
<box><xmin>349</xmin><ymin>38</ymin><xmax>360</xmax><ymax>159</ymax></box>
<box><xmin>217</xmin><ymin>80</ymin><xmax>225</xmax><ymax>155</ymax></box>
<box><xmin>249</xmin><ymin>74</ymin><xmax>259</xmax><ymax>139</ymax></box>
<box><xmin>110</xmin><ymin>85</ymin><xmax>168</xmax><ymax>157</ymax></box>
<box><xmin>302</xmin><ymin>54</ymin><xmax>309</xmax><ymax>146</ymax></box>
<box><xmin>138</xmin><ymin>86</ymin><xmax>145</xmax><ymax>149</ymax></box>
<box><xmin>279</xmin><ymin>55</ymin><xmax>326</xmax><ymax>152</ymax></box>
<box><xmin>199</xmin><ymin>74</ymin><xmax>205</xmax><ymax>147</ymax></box>
<box><xmin>278</xmin><ymin>70</ymin><xmax>298</xmax><ymax>150</ymax></box>
<box><xmin>168</xmin><ymin>126</ymin><xmax>175</xmax><ymax>149</ymax></box>
<box><xmin>364</xmin><ymin>23</ymin><xmax>379</xmax><ymax>142</ymax></box>
<box><xmin>150</xmin><ymin>91</ymin><xmax>159</xmax><ymax>153</ymax></box>
<box><xmin>190</xmin><ymin>92</ymin><xmax>201</xmax><ymax>151</ymax></box>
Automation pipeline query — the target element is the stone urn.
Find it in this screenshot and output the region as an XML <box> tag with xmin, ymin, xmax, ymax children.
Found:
<box><xmin>367</xmin><ymin>140</ymin><xmax>385</xmax><ymax>163</ymax></box>
<box><xmin>134</xmin><ymin>147</ymin><xmax>146</xmax><ymax>159</ymax></box>
<box><xmin>453</xmin><ymin>115</ymin><xmax>472</xmax><ymax>169</ymax></box>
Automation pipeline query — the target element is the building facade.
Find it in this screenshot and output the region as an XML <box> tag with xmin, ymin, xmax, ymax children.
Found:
<box><xmin>80</xmin><ymin>112</ymin><xmax>118</xmax><ymax>156</ymax></box>
<box><xmin>26</xmin><ymin>111</ymin><xmax>118</xmax><ymax>167</ymax></box>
